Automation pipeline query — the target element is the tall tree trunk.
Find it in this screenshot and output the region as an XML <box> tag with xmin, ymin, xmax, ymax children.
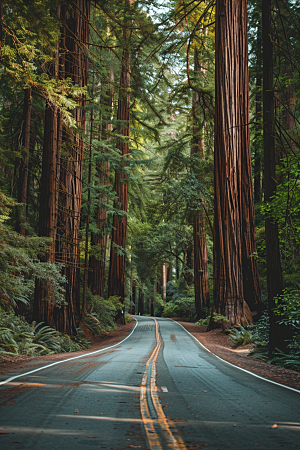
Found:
<box><xmin>33</xmin><ymin>99</ymin><xmax>57</xmax><ymax>327</ymax></box>
<box><xmin>138</xmin><ymin>287</ymin><xmax>144</xmax><ymax>316</ymax></box>
<box><xmin>262</xmin><ymin>0</ymin><xmax>290</xmax><ymax>353</ymax></box>
<box><xmin>81</xmin><ymin>82</ymin><xmax>94</xmax><ymax>322</ymax></box>
<box><xmin>108</xmin><ymin>3</ymin><xmax>133</xmax><ymax>322</ymax></box>
<box><xmin>151</xmin><ymin>283</ymin><xmax>155</xmax><ymax>316</ymax></box>
<box><xmin>55</xmin><ymin>0</ymin><xmax>90</xmax><ymax>334</ymax></box>
<box><xmin>186</xmin><ymin>246</ymin><xmax>194</xmax><ymax>285</ymax></box>
<box><xmin>192</xmin><ymin>48</ymin><xmax>210</xmax><ymax>320</ymax></box>
<box><xmin>90</xmin><ymin>68</ymin><xmax>114</xmax><ymax>298</ymax></box>
<box><xmin>132</xmin><ymin>279</ymin><xmax>136</xmax><ymax>314</ymax></box>
<box><xmin>209</xmin><ymin>0</ymin><xmax>259</xmax><ymax>329</ymax></box>
<box><xmin>162</xmin><ymin>263</ymin><xmax>167</xmax><ymax>305</ymax></box>
<box><xmin>17</xmin><ymin>88</ymin><xmax>32</xmax><ymax>235</ymax></box>
<box><xmin>254</xmin><ymin>21</ymin><xmax>262</xmax><ymax>203</ymax></box>
<box><xmin>193</xmin><ymin>209</ymin><xmax>210</xmax><ymax>319</ymax></box>
<box><xmin>129</xmin><ymin>253</ymin><xmax>133</xmax><ymax>314</ymax></box>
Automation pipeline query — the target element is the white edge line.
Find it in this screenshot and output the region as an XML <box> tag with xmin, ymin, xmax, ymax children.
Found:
<box><xmin>168</xmin><ymin>318</ymin><xmax>300</xmax><ymax>394</ymax></box>
<box><xmin>0</xmin><ymin>319</ymin><xmax>138</xmax><ymax>387</ymax></box>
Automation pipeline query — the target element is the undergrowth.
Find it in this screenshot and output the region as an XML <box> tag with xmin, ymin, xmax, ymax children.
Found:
<box><xmin>162</xmin><ymin>281</ymin><xmax>195</xmax><ymax>318</ymax></box>
<box><xmin>84</xmin><ymin>293</ymin><xmax>123</xmax><ymax>336</ymax></box>
<box><xmin>0</xmin><ymin>310</ymin><xmax>89</xmax><ymax>358</ymax></box>
<box><xmin>229</xmin><ymin>310</ymin><xmax>300</xmax><ymax>372</ymax></box>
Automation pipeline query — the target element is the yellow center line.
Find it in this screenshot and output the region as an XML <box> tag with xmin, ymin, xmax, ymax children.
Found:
<box><xmin>140</xmin><ymin>322</ymin><xmax>163</xmax><ymax>450</ymax></box>
<box><xmin>139</xmin><ymin>318</ymin><xmax>188</xmax><ymax>450</ymax></box>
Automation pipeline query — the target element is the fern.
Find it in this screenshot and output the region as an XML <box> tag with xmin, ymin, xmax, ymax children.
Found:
<box><xmin>229</xmin><ymin>325</ymin><xmax>261</xmax><ymax>347</ymax></box>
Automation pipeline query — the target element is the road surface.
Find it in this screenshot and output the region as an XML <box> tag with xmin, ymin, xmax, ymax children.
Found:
<box><xmin>0</xmin><ymin>316</ymin><xmax>299</xmax><ymax>449</ymax></box>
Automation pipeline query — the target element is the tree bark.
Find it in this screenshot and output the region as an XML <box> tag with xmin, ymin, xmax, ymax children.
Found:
<box><xmin>54</xmin><ymin>0</ymin><xmax>90</xmax><ymax>334</ymax></box>
<box><xmin>162</xmin><ymin>263</ymin><xmax>167</xmax><ymax>305</ymax></box>
<box><xmin>209</xmin><ymin>0</ymin><xmax>259</xmax><ymax>329</ymax></box>
<box><xmin>17</xmin><ymin>88</ymin><xmax>32</xmax><ymax>235</ymax></box>
<box><xmin>132</xmin><ymin>280</ymin><xmax>136</xmax><ymax>314</ymax></box>
<box><xmin>81</xmin><ymin>84</ymin><xmax>94</xmax><ymax>322</ymax></box>
<box><xmin>90</xmin><ymin>68</ymin><xmax>114</xmax><ymax>298</ymax></box>
<box><xmin>151</xmin><ymin>283</ymin><xmax>155</xmax><ymax>316</ymax></box>
<box><xmin>192</xmin><ymin>48</ymin><xmax>210</xmax><ymax>319</ymax></box>
<box><xmin>138</xmin><ymin>287</ymin><xmax>144</xmax><ymax>316</ymax></box>
<box><xmin>186</xmin><ymin>246</ymin><xmax>194</xmax><ymax>285</ymax></box>
<box><xmin>108</xmin><ymin>4</ymin><xmax>133</xmax><ymax>321</ymax></box>
<box><xmin>130</xmin><ymin>253</ymin><xmax>133</xmax><ymax>314</ymax></box>
<box><xmin>33</xmin><ymin>99</ymin><xmax>57</xmax><ymax>327</ymax></box>
<box><xmin>254</xmin><ymin>21</ymin><xmax>262</xmax><ymax>203</ymax></box>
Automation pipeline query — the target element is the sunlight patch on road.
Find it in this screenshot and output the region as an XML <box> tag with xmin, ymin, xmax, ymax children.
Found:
<box><xmin>59</xmin><ymin>414</ymin><xmax>141</xmax><ymax>423</ymax></box>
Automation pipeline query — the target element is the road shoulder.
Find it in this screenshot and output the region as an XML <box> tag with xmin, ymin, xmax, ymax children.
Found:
<box><xmin>174</xmin><ymin>320</ymin><xmax>300</xmax><ymax>391</ymax></box>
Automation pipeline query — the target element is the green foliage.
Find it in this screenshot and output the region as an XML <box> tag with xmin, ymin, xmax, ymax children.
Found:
<box><xmin>269</xmin><ymin>348</ymin><xmax>300</xmax><ymax>372</ymax></box>
<box><xmin>153</xmin><ymin>293</ymin><xmax>164</xmax><ymax>317</ymax></box>
<box><xmin>125</xmin><ymin>314</ymin><xmax>133</xmax><ymax>324</ymax></box>
<box><xmin>245</xmin><ymin>309</ymin><xmax>300</xmax><ymax>372</ymax></box>
<box><xmin>0</xmin><ymin>310</ymin><xmax>85</xmax><ymax>358</ymax></box>
<box><xmin>195</xmin><ymin>317</ymin><xmax>209</xmax><ymax>327</ymax></box>
<box><xmin>212</xmin><ymin>313</ymin><xmax>229</xmax><ymax>326</ymax></box>
<box><xmin>162</xmin><ymin>304</ymin><xmax>185</xmax><ymax>318</ymax></box>
<box><xmin>229</xmin><ymin>325</ymin><xmax>261</xmax><ymax>347</ymax></box>
<box><xmin>251</xmin><ymin>313</ymin><xmax>270</xmax><ymax>344</ymax></box>
<box><xmin>274</xmin><ymin>290</ymin><xmax>300</xmax><ymax>329</ymax></box>
<box><xmin>84</xmin><ymin>293</ymin><xmax>123</xmax><ymax>336</ymax></box>
<box><xmin>0</xmin><ymin>191</ymin><xmax>66</xmax><ymax>309</ymax></box>
<box><xmin>162</xmin><ymin>281</ymin><xmax>195</xmax><ymax>318</ymax></box>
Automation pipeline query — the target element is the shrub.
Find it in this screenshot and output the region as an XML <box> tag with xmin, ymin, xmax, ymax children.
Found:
<box><xmin>229</xmin><ymin>325</ymin><xmax>261</xmax><ymax>347</ymax></box>
<box><xmin>273</xmin><ymin>290</ymin><xmax>300</xmax><ymax>329</ymax></box>
<box><xmin>269</xmin><ymin>348</ymin><xmax>300</xmax><ymax>371</ymax></box>
<box><xmin>84</xmin><ymin>292</ymin><xmax>123</xmax><ymax>336</ymax></box>
<box><xmin>162</xmin><ymin>304</ymin><xmax>185</xmax><ymax>318</ymax></box>
<box><xmin>162</xmin><ymin>281</ymin><xmax>196</xmax><ymax>318</ymax></box>
<box><xmin>195</xmin><ymin>317</ymin><xmax>209</xmax><ymax>327</ymax></box>
<box><xmin>0</xmin><ymin>310</ymin><xmax>85</xmax><ymax>358</ymax></box>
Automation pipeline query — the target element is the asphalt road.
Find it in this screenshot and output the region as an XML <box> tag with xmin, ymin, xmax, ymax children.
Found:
<box><xmin>0</xmin><ymin>316</ymin><xmax>299</xmax><ymax>450</ymax></box>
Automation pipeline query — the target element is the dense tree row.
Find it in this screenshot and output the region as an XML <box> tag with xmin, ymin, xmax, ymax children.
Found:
<box><xmin>0</xmin><ymin>0</ymin><xmax>300</xmax><ymax>359</ymax></box>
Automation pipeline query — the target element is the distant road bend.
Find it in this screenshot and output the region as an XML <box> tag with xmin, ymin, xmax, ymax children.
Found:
<box><xmin>0</xmin><ymin>316</ymin><xmax>299</xmax><ymax>449</ymax></box>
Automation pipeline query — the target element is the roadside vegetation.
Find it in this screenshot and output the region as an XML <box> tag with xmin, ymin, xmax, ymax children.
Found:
<box><xmin>1</xmin><ymin>1</ymin><xmax>300</xmax><ymax>373</ymax></box>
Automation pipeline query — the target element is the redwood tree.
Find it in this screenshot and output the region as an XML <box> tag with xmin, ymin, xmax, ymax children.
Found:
<box><xmin>32</xmin><ymin>97</ymin><xmax>58</xmax><ymax>327</ymax></box>
<box><xmin>209</xmin><ymin>0</ymin><xmax>260</xmax><ymax>329</ymax></box>
<box><xmin>107</xmin><ymin>1</ymin><xmax>133</xmax><ymax>320</ymax></box>
<box><xmin>54</xmin><ymin>0</ymin><xmax>90</xmax><ymax>333</ymax></box>
<box><xmin>89</xmin><ymin>68</ymin><xmax>114</xmax><ymax>298</ymax></box>
<box><xmin>17</xmin><ymin>88</ymin><xmax>32</xmax><ymax>235</ymax></box>
<box><xmin>192</xmin><ymin>48</ymin><xmax>210</xmax><ymax>320</ymax></box>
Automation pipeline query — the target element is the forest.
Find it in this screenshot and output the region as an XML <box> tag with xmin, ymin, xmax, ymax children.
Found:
<box><xmin>0</xmin><ymin>0</ymin><xmax>299</xmax><ymax>371</ymax></box>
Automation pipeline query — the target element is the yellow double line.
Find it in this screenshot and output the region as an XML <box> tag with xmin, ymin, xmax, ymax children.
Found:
<box><xmin>140</xmin><ymin>319</ymin><xmax>187</xmax><ymax>450</ymax></box>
